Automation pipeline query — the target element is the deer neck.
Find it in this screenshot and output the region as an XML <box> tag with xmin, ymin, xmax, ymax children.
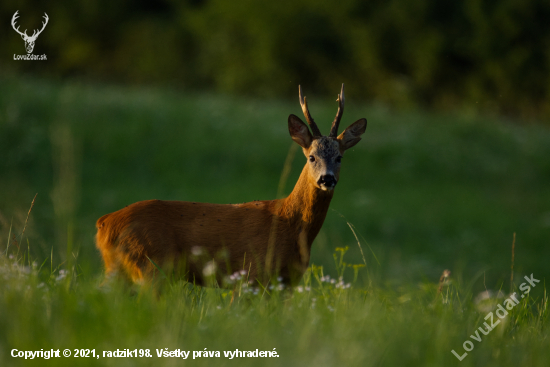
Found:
<box><xmin>278</xmin><ymin>163</ymin><xmax>334</xmax><ymax>245</ymax></box>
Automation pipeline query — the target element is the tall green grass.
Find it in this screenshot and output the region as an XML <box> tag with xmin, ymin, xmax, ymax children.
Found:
<box><xmin>1</xmin><ymin>75</ymin><xmax>549</xmax><ymax>365</ymax></box>
<box><xmin>0</xmin><ymin>245</ymin><xmax>548</xmax><ymax>366</ymax></box>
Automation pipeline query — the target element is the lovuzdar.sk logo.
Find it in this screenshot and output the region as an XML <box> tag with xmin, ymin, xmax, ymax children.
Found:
<box><xmin>12</xmin><ymin>10</ymin><xmax>48</xmax><ymax>61</ymax></box>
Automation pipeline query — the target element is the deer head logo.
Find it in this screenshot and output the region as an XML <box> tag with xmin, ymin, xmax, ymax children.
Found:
<box><xmin>11</xmin><ymin>11</ymin><xmax>49</xmax><ymax>54</ymax></box>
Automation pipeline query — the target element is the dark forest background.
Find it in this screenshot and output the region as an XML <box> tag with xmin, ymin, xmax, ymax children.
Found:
<box><xmin>2</xmin><ymin>0</ymin><xmax>549</xmax><ymax>122</ymax></box>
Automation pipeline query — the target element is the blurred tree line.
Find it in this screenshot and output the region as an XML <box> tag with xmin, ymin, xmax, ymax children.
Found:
<box><xmin>2</xmin><ymin>0</ymin><xmax>549</xmax><ymax>121</ymax></box>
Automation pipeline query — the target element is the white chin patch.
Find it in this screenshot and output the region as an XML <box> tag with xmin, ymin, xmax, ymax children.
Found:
<box><xmin>319</xmin><ymin>184</ymin><xmax>335</xmax><ymax>191</ymax></box>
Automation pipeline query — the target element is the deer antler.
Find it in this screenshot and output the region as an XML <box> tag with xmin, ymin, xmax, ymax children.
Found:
<box><xmin>299</xmin><ymin>85</ymin><xmax>322</xmax><ymax>137</ymax></box>
<box><xmin>11</xmin><ymin>11</ymin><xmax>28</xmax><ymax>38</ymax></box>
<box><xmin>30</xmin><ymin>13</ymin><xmax>49</xmax><ymax>39</ymax></box>
<box><xmin>329</xmin><ymin>84</ymin><xmax>345</xmax><ymax>138</ymax></box>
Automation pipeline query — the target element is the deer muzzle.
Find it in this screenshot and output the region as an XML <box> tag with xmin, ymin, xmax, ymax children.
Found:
<box><xmin>317</xmin><ymin>174</ymin><xmax>337</xmax><ymax>191</ymax></box>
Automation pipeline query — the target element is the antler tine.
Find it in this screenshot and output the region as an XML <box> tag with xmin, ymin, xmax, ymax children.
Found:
<box><xmin>329</xmin><ymin>84</ymin><xmax>345</xmax><ymax>138</ymax></box>
<box><xmin>299</xmin><ymin>85</ymin><xmax>322</xmax><ymax>137</ymax></box>
<box><xmin>33</xmin><ymin>13</ymin><xmax>49</xmax><ymax>38</ymax></box>
<box><xmin>11</xmin><ymin>11</ymin><xmax>28</xmax><ymax>37</ymax></box>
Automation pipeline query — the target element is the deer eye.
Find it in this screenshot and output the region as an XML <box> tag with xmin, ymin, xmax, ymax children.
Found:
<box><xmin>336</xmin><ymin>156</ymin><xmax>342</xmax><ymax>163</ymax></box>
<box><xmin>309</xmin><ymin>155</ymin><xmax>315</xmax><ymax>162</ymax></box>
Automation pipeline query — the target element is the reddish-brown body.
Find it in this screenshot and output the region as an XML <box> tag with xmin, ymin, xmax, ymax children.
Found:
<box><xmin>95</xmin><ymin>84</ymin><xmax>366</xmax><ymax>286</ymax></box>
<box><xmin>96</xmin><ymin>165</ymin><xmax>332</xmax><ymax>284</ymax></box>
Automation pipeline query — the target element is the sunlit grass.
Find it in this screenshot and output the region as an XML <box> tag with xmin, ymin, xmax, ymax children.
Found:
<box><xmin>1</xmin><ymin>235</ymin><xmax>549</xmax><ymax>366</ymax></box>
<box><xmin>1</xmin><ymin>75</ymin><xmax>549</xmax><ymax>365</ymax></box>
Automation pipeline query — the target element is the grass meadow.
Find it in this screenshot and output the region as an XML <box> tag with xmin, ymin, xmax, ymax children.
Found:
<box><xmin>0</xmin><ymin>74</ymin><xmax>549</xmax><ymax>366</ymax></box>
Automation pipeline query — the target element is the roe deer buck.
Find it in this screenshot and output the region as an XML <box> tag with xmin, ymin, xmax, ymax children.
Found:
<box><xmin>96</xmin><ymin>84</ymin><xmax>367</xmax><ymax>286</ymax></box>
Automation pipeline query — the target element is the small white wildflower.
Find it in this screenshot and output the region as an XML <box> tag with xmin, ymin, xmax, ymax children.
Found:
<box><xmin>305</xmin><ymin>286</ymin><xmax>311</xmax><ymax>292</ymax></box>
<box><xmin>277</xmin><ymin>284</ymin><xmax>284</xmax><ymax>291</ymax></box>
<box><xmin>330</xmin><ymin>279</ymin><xmax>336</xmax><ymax>284</ymax></box>
<box><xmin>191</xmin><ymin>246</ymin><xmax>204</xmax><ymax>256</ymax></box>
<box><xmin>202</xmin><ymin>261</ymin><xmax>217</xmax><ymax>277</ymax></box>
<box><xmin>296</xmin><ymin>286</ymin><xmax>304</xmax><ymax>293</ymax></box>
<box><xmin>217</xmin><ymin>305</ymin><xmax>222</xmax><ymax>310</ymax></box>
<box><xmin>239</xmin><ymin>269</ymin><xmax>247</xmax><ymax>276</ymax></box>
<box><xmin>277</xmin><ymin>276</ymin><xmax>283</xmax><ymax>282</ymax></box>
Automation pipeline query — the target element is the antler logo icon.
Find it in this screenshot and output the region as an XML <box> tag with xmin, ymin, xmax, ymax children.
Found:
<box><xmin>11</xmin><ymin>10</ymin><xmax>49</xmax><ymax>54</ymax></box>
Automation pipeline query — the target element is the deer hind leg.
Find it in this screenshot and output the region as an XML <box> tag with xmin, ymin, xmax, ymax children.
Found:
<box><xmin>96</xmin><ymin>232</ymin><xmax>136</xmax><ymax>288</ymax></box>
<box><xmin>96</xmin><ymin>243</ymin><xmax>132</xmax><ymax>288</ymax></box>
<box><xmin>119</xmin><ymin>251</ymin><xmax>148</xmax><ymax>284</ymax></box>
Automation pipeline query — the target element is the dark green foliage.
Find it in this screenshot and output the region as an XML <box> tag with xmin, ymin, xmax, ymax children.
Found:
<box><xmin>1</xmin><ymin>76</ymin><xmax>549</xmax><ymax>287</ymax></box>
<box><xmin>1</xmin><ymin>0</ymin><xmax>549</xmax><ymax>120</ymax></box>
<box><xmin>1</xmin><ymin>74</ymin><xmax>549</xmax><ymax>367</ymax></box>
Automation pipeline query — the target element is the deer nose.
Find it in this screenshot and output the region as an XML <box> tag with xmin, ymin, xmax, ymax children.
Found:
<box><xmin>318</xmin><ymin>175</ymin><xmax>337</xmax><ymax>189</ymax></box>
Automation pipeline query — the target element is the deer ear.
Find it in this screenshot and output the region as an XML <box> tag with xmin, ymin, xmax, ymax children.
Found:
<box><xmin>288</xmin><ymin>114</ymin><xmax>313</xmax><ymax>148</ymax></box>
<box><xmin>337</xmin><ymin>118</ymin><xmax>367</xmax><ymax>151</ymax></box>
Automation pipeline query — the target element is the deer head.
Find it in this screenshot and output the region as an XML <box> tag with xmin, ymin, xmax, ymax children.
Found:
<box><xmin>12</xmin><ymin>11</ymin><xmax>49</xmax><ymax>54</ymax></box>
<box><xmin>288</xmin><ymin>84</ymin><xmax>367</xmax><ymax>191</ymax></box>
